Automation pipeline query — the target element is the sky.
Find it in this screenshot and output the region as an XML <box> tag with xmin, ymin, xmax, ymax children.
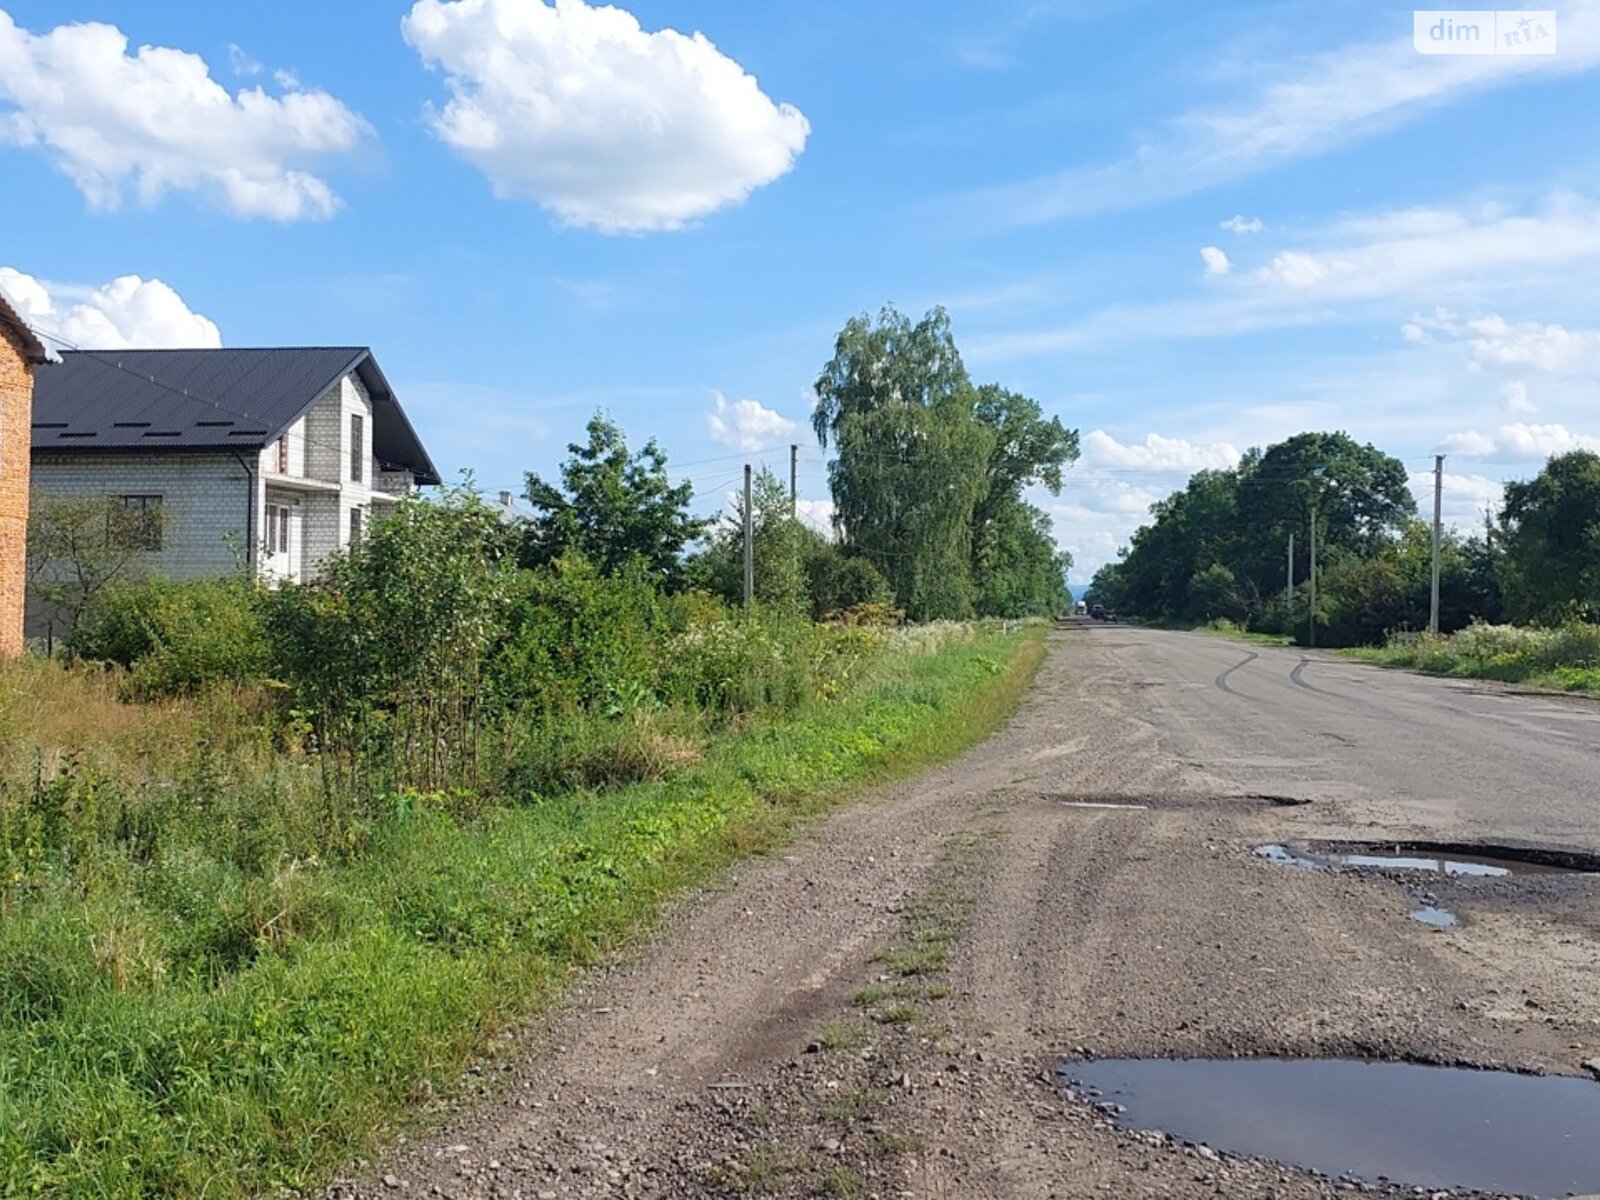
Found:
<box><xmin>2</xmin><ymin>0</ymin><xmax>1598</xmax><ymax>582</ymax></box>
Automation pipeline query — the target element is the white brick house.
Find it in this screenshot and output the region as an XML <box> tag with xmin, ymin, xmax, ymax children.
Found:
<box><xmin>28</xmin><ymin>348</ymin><xmax>439</xmax><ymax>625</ymax></box>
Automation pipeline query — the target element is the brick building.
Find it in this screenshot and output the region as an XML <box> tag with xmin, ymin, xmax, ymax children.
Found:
<box><xmin>0</xmin><ymin>286</ymin><xmax>59</xmax><ymax>657</ymax></box>
<box><xmin>28</xmin><ymin>347</ymin><xmax>439</xmax><ymax>638</ymax></box>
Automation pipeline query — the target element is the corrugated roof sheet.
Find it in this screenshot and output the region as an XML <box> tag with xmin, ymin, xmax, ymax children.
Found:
<box><xmin>30</xmin><ymin>347</ymin><xmax>440</xmax><ymax>484</ymax></box>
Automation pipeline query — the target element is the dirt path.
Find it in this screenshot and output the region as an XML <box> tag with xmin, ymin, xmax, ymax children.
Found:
<box><xmin>331</xmin><ymin>626</ymin><xmax>1600</xmax><ymax>1199</ymax></box>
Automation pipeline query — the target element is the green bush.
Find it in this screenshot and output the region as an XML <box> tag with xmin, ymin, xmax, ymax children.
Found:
<box><xmin>70</xmin><ymin>577</ymin><xmax>269</xmax><ymax>699</ymax></box>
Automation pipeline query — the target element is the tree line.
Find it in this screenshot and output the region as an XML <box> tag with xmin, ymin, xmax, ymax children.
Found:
<box><xmin>521</xmin><ymin>304</ymin><xmax>1078</xmax><ymax>621</ymax></box>
<box><xmin>1083</xmin><ymin>432</ymin><xmax>1600</xmax><ymax>646</ymax></box>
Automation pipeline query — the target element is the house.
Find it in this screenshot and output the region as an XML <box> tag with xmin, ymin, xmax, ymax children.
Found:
<box><xmin>0</xmin><ymin>286</ymin><xmax>59</xmax><ymax>656</ymax></box>
<box><xmin>29</xmin><ymin>347</ymin><xmax>440</xmax><ymax>618</ymax></box>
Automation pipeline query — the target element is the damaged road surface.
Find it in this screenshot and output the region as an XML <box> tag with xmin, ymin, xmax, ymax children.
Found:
<box><xmin>331</xmin><ymin>625</ymin><xmax>1600</xmax><ymax>1199</ymax></box>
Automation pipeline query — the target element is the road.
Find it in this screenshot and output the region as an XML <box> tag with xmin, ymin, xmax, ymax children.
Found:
<box><xmin>333</xmin><ymin>623</ymin><xmax>1600</xmax><ymax>1200</ymax></box>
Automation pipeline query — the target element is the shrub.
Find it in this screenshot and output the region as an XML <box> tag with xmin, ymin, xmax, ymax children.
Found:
<box><xmin>70</xmin><ymin>576</ymin><xmax>269</xmax><ymax>699</ymax></box>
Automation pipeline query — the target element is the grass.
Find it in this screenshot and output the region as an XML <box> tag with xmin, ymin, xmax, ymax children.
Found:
<box><xmin>1193</xmin><ymin>618</ymin><xmax>1294</xmax><ymax>647</ymax></box>
<box><xmin>0</xmin><ymin>623</ymin><xmax>1045</xmax><ymax>1198</ymax></box>
<box><xmin>1346</xmin><ymin>622</ymin><xmax>1600</xmax><ymax>694</ymax></box>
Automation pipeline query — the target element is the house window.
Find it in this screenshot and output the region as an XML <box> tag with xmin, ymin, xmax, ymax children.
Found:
<box><xmin>113</xmin><ymin>495</ymin><xmax>163</xmax><ymax>551</ymax></box>
<box><xmin>266</xmin><ymin>503</ymin><xmax>291</xmax><ymax>555</ymax></box>
<box><xmin>350</xmin><ymin>413</ymin><xmax>364</xmax><ymax>483</ymax></box>
<box><xmin>349</xmin><ymin>506</ymin><xmax>363</xmax><ymax>545</ymax></box>
<box><xmin>276</xmin><ymin>436</ymin><xmax>289</xmax><ymax>474</ymax></box>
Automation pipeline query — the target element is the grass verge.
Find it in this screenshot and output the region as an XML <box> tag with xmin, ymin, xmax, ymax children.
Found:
<box><xmin>1</xmin><ymin>624</ymin><xmax>1044</xmax><ymax>1198</ymax></box>
<box><xmin>1344</xmin><ymin>623</ymin><xmax>1600</xmax><ymax>695</ymax></box>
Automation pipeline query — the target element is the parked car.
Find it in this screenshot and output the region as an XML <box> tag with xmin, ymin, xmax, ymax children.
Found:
<box><xmin>1090</xmin><ymin>604</ymin><xmax>1106</xmax><ymax>620</ymax></box>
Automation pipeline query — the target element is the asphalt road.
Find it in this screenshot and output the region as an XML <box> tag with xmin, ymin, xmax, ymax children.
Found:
<box><xmin>1099</xmin><ymin>623</ymin><xmax>1600</xmax><ymax>845</ymax></box>
<box><xmin>335</xmin><ymin>623</ymin><xmax>1600</xmax><ymax>1200</ymax></box>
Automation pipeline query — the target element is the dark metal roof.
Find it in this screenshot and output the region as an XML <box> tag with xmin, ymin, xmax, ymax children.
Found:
<box><xmin>30</xmin><ymin>347</ymin><xmax>440</xmax><ymax>484</ymax></box>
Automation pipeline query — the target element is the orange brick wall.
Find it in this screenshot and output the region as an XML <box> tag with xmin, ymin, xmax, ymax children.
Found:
<box><xmin>0</xmin><ymin>324</ymin><xmax>34</xmax><ymax>657</ymax></box>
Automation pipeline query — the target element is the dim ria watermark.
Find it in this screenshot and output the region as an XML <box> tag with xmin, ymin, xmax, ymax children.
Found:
<box><xmin>1414</xmin><ymin>9</ymin><xmax>1556</xmax><ymax>53</ymax></box>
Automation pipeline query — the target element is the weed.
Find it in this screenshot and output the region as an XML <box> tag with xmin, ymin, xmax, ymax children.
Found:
<box><xmin>873</xmin><ymin>1003</ymin><xmax>922</xmax><ymax>1025</ymax></box>
<box><xmin>816</xmin><ymin>1018</ymin><xmax>874</xmax><ymax>1052</ymax></box>
<box><xmin>0</xmin><ymin>615</ymin><xmax>1042</xmax><ymax>1198</ymax></box>
<box><xmin>822</xmin><ymin>1165</ymin><xmax>868</xmax><ymax>1197</ymax></box>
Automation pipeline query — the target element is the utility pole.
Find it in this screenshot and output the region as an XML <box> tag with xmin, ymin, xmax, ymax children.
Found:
<box><xmin>742</xmin><ymin>463</ymin><xmax>755</xmax><ymax>609</ymax></box>
<box><xmin>790</xmin><ymin>444</ymin><xmax>798</xmax><ymax>520</ymax></box>
<box><xmin>1286</xmin><ymin>532</ymin><xmax>1295</xmax><ymax>605</ymax></box>
<box><xmin>1429</xmin><ymin>454</ymin><xmax>1444</xmax><ymax>636</ymax></box>
<box><xmin>1308</xmin><ymin>492</ymin><xmax>1318</xmax><ymax>649</ymax></box>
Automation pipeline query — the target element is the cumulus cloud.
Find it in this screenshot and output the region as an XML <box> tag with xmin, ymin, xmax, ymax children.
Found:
<box><xmin>707</xmin><ymin>392</ymin><xmax>801</xmax><ymax>452</ymax></box>
<box><xmin>1441</xmin><ymin>422</ymin><xmax>1600</xmax><ymax>462</ymax></box>
<box><xmin>795</xmin><ymin>498</ymin><xmax>835</xmax><ymax>537</ymax></box>
<box><xmin>1080</xmin><ymin>429</ymin><xmax>1241</xmax><ymax>472</ymax></box>
<box><xmin>1409</xmin><ymin>469</ymin><xmax>1506</xmax><ymax>529</ymax></box>
<box><xmin>1221</xmin><ymin>214</ymin><xmax>1263</xmax><ymax>234</ymax></box>
<box><xmin>0</xmin><ymin>267</ymin><xmax>221</xmax><ymax>349</ymax></box>
<box><xmin>402</xmin><ymin>0</ymin><xmax>810</xmax><ymax>233</ymax></box>
<box><xmin>0</xmin><ymin>10</ymin><xmax>368</xmax><ymax>220</ymax></box>
<box><xmin>1199</xmin><ymin>245</ymin><xmax>1232</xmax><ymax>276</ymax></box>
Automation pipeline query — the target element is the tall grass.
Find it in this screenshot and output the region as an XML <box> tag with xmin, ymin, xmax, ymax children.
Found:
<box><xmin>1350</xmin><ymin>622</ymin><xmax>1600</xmax><ymax>692</ymax></box>
<box><xmin>0</xmin><ymin>620</ymin><xmax>1043</xmax><ymax>1197</ymax></box>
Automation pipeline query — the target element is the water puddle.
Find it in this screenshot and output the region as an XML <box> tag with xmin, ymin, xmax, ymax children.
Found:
<box><xmin>1061</xmin><ymin>1057</ymin><xmax>1600</xmax><ymax>1196</ymax></box>
<box><xmin>1255</xmin><ymin>841</ymin><xmax>1594</xmax><ymax>877</ymax></box>
<box><xmin>1408</xmin><ymin>905</ymin><xmax>1457</xmax><ymax>928</ymax></box>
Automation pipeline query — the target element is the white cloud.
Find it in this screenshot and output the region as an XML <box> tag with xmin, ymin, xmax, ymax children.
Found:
<box><xmin>1409</xmin><ymin>469</ymin><xmax>1505</xmax><ymax>528</ymax></box>
<box><xmin>795</xmin><ymin>498</ymin><xmax>834</xmax><ymax>537</ymax></box>
<box><xmin>1081</xmin><ymin>429</ymin><xmax>1241</xmax><ymax>472</ymax></box>
<box><xmin>1500</xmin><ymin>380</ymin><xmax>1535</xmax><ymax>413</ymax></box>
<box><xmin>1221</xmin><ymin>214</ymin><xmax>1264</xmax><ymax>234</ymax></box>
<box><xmin>0</xmin><ymin>10</ymin><xmax>368</xmax><ymax>220</ymax></box>
<box><xmin>707</xmin><ymin>392</ymin><xmax>801</xmax><ymax>452</ymax></box>
<box><xmin>0</xmin><ymin>267</ymin><xmax>221</xmax><ymax>349</ymax></box>
<box><xmin>1401</xmin><ymin>309</ymin><xmax>1600</xmax><ymax>371</ymax></box>
<box><xmin>1441</xmin><ymin>422</ymin><xmax>1600</xmax><ymax>462</ymax></box>
<box><xmin>968</xmin><ymin>1</ymin><xmax>1600</xmax><ymax>224</ymax></box>
<box><xmin>1252</xmin><ymin>197</ymin><xmax>1600</xmax><ymax>301</ymax></box>
<box><xmin>1200</xmin><ymin>245</ymin><xmax>1232</xmax><ymax>276</ymax></box>
<box><xmin>402</xmin><ymin>0</ymin><xmax>810</xmax><ymax>233</ymax></box>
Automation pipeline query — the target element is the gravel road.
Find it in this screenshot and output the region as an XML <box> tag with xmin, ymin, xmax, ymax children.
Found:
<box><xmin>331</xmin><ymin>623</ymin><xmax>1600</xmax><ymax>1200</ymax></box>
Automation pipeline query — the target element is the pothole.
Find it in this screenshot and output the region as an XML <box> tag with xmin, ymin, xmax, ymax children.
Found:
<box><xmin>1060</xmin><ymin>1057</ymin><xmax>1600</xmax><ymax>1197</ymax></box>
<box><xmin>1254</xmin><ymin>840</ymin><xmax>1600</xmax><ymax>877</ymax></box>
<box><xmin>1409</xmin><ymin>904</ymin><xmax>1457</xmax><ymax>928</ymax></box>
<box><xmin>1043</xmin><ymin>792</ymin><xmax>1310</xmax><ymax>811</ymax></box>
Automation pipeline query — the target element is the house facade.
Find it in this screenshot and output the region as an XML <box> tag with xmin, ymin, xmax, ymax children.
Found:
<box><xmin>0</xmin><ymin>287</ymin><xmax>58</xmax><ymax>656</ymax></box>
<box><xmin>28</xmin><ymin>348</ymin><xmax>439</xmax><ymax>635</ymax></box>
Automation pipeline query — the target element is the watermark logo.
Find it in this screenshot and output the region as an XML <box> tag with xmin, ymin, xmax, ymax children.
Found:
<box><xmin>1414</xmin><ymin>9</ymin><xmax>1557</xmax><ymax>54</ymax></box>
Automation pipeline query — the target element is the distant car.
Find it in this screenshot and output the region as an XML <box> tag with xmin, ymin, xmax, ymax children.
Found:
<box><xmin>1105</xmin><ymin>609</ymin><xmax>1119</xmax><ymax>623</ymax></box>
<box><xmin>1090</xmin><ymin>604</ymin><xmax>1106</xmax><ymax>621</ymax></box>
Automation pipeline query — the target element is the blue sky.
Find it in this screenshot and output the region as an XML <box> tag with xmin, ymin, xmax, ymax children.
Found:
<box><xmin>3</xmin><ymin>0</ymin><xmax>1599</xmax><ymax>580</ymax></box>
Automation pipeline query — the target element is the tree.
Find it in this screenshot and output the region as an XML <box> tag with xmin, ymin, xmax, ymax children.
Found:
<box><xmin>970</xmin><ymin>385</ymin><xmax>1079</xmax><ymax>617</ymax></box>
<box><xmin>1499</xmin><ymin>450</ymin><xmax>1600</xmax><ymax>624</ymax></box>
<box><xmin>522</xmin><ymin>413</ymin><xmax>705</xmax><ymax>586</ymax></box>
<box><xmin>687</xmin><ymin>468</ymin><xmax>820</xmax><ymax>614</ymax></box>
<box><xmin>26</xmin><ymin>494</ymin><xmax>163</xmax><ymax>643</ymax></box>
<box><xmin>805</xmin><ymin>545</ymin><xmax>894</xmax><ymax>619</ymax></box>
<box><xmin>1234</xmin><ymin>432</ymin><xmax>1415</xmax><ymax>603</ymax></box>
<box><xmin>814</xmin><ymin>307</ymin><xmax>994</xmax><ymax>620</ymax></box>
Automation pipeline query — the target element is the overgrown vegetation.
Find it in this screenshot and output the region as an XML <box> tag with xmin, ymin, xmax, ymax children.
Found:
<box><xmin>3</xmin><ymin>477</ymin><xmax>1043</xmax><ymax>1197</ymax></box>
<box><xmin>1086</xmin><ymin>438</ymin><xmax>1600</xmax><ymax>651</ymax></box>
<box><xmin>1351</xmin><ymin>622</ymin><xmax>1600</xmax><ymax>692</ymax></box>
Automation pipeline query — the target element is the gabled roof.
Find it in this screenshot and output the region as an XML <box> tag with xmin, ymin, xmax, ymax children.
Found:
<box><xmin>0</xmin><ymin>283</ymin><xmax>61</xmax><ymax>366</ymax></box>
<box><xmin>31</xmin><ymin>347</ymin><xmax>440</xmax><ymax>484</ymax></box>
